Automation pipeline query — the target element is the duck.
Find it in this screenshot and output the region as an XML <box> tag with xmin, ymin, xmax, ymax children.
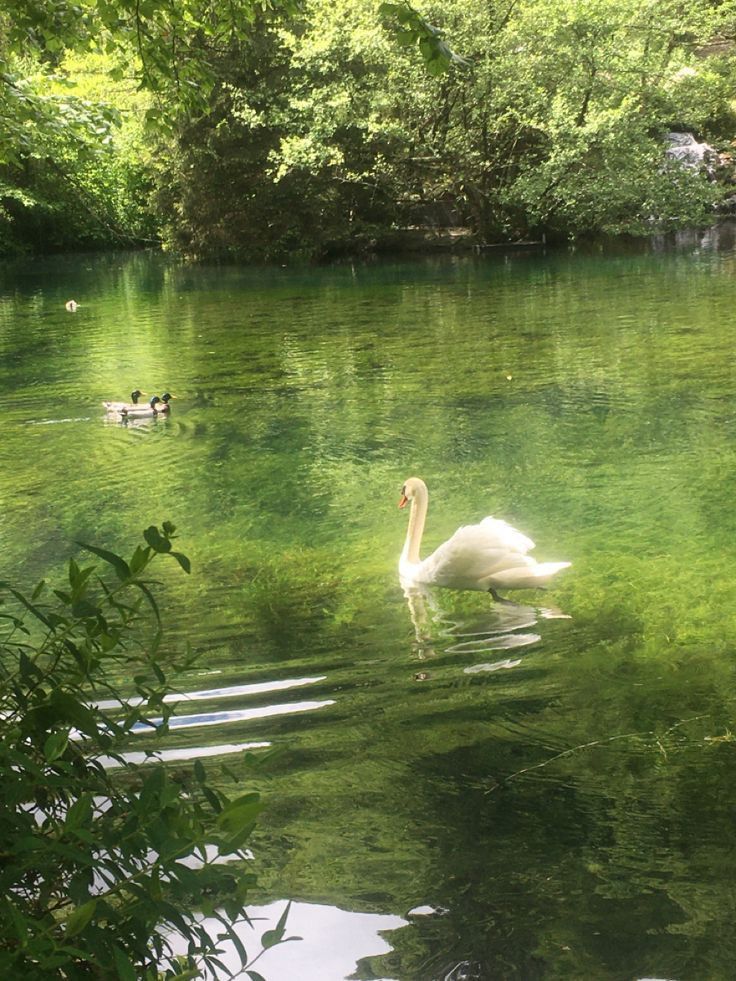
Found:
<box><xmin>119</xmin><ymin>395</ymin><xmax>166</xmax><ymax>419</ymax></box>
<box><xmin>119</xmin><ymin>393</ymin><xmax>176</xmax><ymax>419</ymax></box>
<box><xmin>103</xmin><ymin>390</ymin><xmax>146</xmax><ymax>412</ymax></box>
<box><xmin>398</xmin><ymin>477</ymin><xmax>570</xmax><ymax>601</ymax></box>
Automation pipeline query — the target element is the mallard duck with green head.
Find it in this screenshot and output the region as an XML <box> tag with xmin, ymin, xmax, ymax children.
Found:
<box><xmin>119</xmin><ymin>393</ymin><xmax>175</xmax><ymax>419</ymax></box>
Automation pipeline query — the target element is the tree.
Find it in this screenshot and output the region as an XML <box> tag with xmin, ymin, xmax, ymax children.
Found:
<box><xmin>3</xmin><ymin>0</ymin><xmax>735</xmax><ymax>256</ymax></box>
<box><xmin>0</xmin><ymin>0</ymin><xmax>298</xmax><ymax>253</ymax></box>
<box><xmin>153</xmin><ymin>0</ymin><xmax>736</xmax><ymax>258</ymax></box>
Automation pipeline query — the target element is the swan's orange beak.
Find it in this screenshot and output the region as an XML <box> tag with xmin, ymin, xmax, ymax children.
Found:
<box><xmin>398</xmin><ymin>494</ymin><xmax>408</xmax><ymax>509</ymax></box>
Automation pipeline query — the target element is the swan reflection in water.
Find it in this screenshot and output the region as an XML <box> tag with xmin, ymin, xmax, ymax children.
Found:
<box><xmin>401</xmin><ymin>580</ymin><xmax>570</xmax><ymax>673</ymax></box>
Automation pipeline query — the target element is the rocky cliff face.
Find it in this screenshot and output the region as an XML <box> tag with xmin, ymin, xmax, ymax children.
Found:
<box><xmin>665</xmin><ymin>131</ymin><xmax>717</xmax><ymax>172</ymax></box>
<box><xmin>665</xmin><ymin>131</ymin><xmax>736</xmax><ymax>214</ymax></box>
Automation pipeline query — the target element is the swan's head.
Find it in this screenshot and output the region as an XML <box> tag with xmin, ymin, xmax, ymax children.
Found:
<box><xmin>398</xmin><ymin>477</ymin><xmax>427</xmax><ymax>509</ymax></box>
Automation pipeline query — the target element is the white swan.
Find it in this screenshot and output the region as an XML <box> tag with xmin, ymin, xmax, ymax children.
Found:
<box><xmin>398</xmin><ymin>477</ymin><xmax>570</xmax><ymax>600</ymax></box>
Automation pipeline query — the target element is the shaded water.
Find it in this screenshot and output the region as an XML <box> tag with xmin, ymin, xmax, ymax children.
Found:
<box><xmin>3</xmin><ymin>227</ymin><xmax>736</xmax><ymax>979</ymax></box>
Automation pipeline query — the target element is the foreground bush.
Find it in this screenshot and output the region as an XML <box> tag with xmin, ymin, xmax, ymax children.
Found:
<box><xmin>0</xmin><ymin>524</ymin><xmax>281</xmax><ymax>979</ymax></box>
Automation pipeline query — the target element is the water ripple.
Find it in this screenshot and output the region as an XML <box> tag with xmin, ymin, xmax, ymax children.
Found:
<box><xmin>100</xmin><ymin>740</ymin><xmax>272</xmax><ymax>769</ymax></box>
<box><xmin>131</xmin><ymin>699</ymin><xmax>336</xmax><ymax>733</ymax></box>
<box><xmin>93</xmin><ymin>675</ymin><xmax>326</xmax><ymax>711</ymax></box>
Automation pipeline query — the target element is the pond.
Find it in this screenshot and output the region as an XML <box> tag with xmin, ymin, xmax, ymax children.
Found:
<box><xmin>2</xmin><ymin>226</ymin><xmax>736</xmax><ymax>979</ymax></box>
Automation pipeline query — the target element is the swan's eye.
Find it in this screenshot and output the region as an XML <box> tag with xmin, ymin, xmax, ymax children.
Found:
<box><xmin>401</xmin><ymin>485</ymin><xmax>406</xmax><ymax>495</ymax></box>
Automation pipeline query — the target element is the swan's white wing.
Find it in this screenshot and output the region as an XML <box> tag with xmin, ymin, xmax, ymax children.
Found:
<box><xmin>418</xmin><ymin>517</ymin><xmax>536</xmax><ymax>589</ymax></box>
<box><xmin>478</xmin><ymin>517</ymin><xmax>535</xmax><ymax>553</ymax></box>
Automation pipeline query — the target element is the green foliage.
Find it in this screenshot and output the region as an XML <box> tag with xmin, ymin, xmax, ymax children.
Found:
<box><xmin>4</xmin><ymin>0</ymin><xmax>736</xmax><ymax>255</ymax></box>
<box><xmin>0</xmin><ymin>50</ymin><xmax>160</xmax><ymax>254</ymax></box>
<box><xmin>0</xmin><ymin>0</ymin><xmax>298</xmax><ymax>255</ymax></box>
<box><xmin>153</xmin><ymin>0</ymin><xmax>736</xmax><ymax>259</ymax></box>
<box><xmin>379</xmin><ymin>1</ymin><xmax>467</xmax><ymax>75</ymax></box>
<box><xmin>153</xmin><ymin>4</ymin><xmax>414</xmax><ymax>259</ymax></box>
<box><xmin>1</xmin><ymin>0</ymin><xmax>297</xmax><ymax>124</ymax></box>
<box><xmin>0</xmin><ymin>524</ymin><xmax>285</xmax><ymax>978</ymax></box>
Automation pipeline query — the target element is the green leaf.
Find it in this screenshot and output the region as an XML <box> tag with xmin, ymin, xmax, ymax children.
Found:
<box><xmin>2</xmin><ymin>896</ymin><xmax>29</xmax><ymax>941</ymax></box>
<box><xmin>274</xmin><ymin>899</ymin><xmax>292</xmax><ymax>934</ymax></box>
<box><xmin>216</xmin><ymin>792</ymin><xmax>263</xmax><ymax>833</ymax></box>
<box><xmin>0</xmin><ymin>583</ymin><xmax>51</xmax><ymax>626</ymax></box>
<box><xmin>65</xmin><ymin>794</ymin><xmax>93</xmax><ymax>831</ymax></box>
<box><xmin>129</xmin><ymin>580</ymin><xmax>161</xmax><ymax>625</ymax></box>
<box><xmin>65</xmin><ymin>899</ymin><xmax>97</xmax><ymax>937</ymax></box>
<box><xmin>427</xmin><ymin>55</ymin><xmax>450</xmax><ymax>76</ymax></box>
<box><xmin>44</xmin><ymin>729</ymin><xmax>69</xmax><ymax>761</ymax></box>
<box><xmin>214</xmin><ymin>916</ymin><xmax>250</xmax><ymax>969</ymax></box>
<box><xmin>140</xmin><ymin>767</ymin><xmax>166</xmax><ymax>810</ymax></box>
<box><xmin>261</xmin><ymin>900</ymin><xmax>300</xmax><ymax>949</ymax></box>
<box><xmin>202</xmin><ymin>785</ymin><xmax>223</xmax><ymax>813</ymax></box>
<box><xmin>77</xmin><ymin>542</ymin><xmax>131</xmax><ymax>582</ymax></box>
<box><xmin>144</xmin><ymin>525</ymin><xmax>172</xmax><ymax>553</ymax></box>
<box><xmin>169</xmin><ymin>551</ymin><xmax>191</xmax><ymax>574</ymax></box>
<box><xmin>219</xmin><ymin>821</ymin><xmax>257</xmax><ymax>855</ymax></box>
<box><xmin>129</xmin><ymin>545</ymin><xmax>151</xmax><ymax>575</ymax></box>
<box><xmin>112</xmin><ymin>944</ymin><xmax>137</xmax><ymax>981</ymax></box>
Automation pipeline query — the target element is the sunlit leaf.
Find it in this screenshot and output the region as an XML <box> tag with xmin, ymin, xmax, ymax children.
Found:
<box><xmin>43</xmin><ymin>729</ymin><xmax>69</xmax><ymax>761</ymax></box>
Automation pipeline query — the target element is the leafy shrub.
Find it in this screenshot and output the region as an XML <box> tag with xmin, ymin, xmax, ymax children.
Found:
<box><xmin>0</xmin><ymin>523</ymin><xmax>283</xmax><ymax>979</ymax></box>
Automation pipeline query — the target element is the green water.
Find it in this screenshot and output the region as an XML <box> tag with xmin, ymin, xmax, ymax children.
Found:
<box><xmin>3</xmin><ymin>231</ymin><xmax>736</xmax><ymax>979</ymax></box>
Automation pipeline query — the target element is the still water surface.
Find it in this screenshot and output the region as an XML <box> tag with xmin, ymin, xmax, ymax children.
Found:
<box><xmin>3</xmin><ymin>228</ymin><xmax>736</xmax><ymax>979</ymax></box>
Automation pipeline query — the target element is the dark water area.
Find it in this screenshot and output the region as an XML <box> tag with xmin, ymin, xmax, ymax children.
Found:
<box><xmin>3</xmin><ymin>225</ymin><xmax>736</xmax><ymax>979</ymax></box>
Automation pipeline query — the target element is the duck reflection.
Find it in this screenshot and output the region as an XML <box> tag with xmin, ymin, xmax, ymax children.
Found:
<box><xmin>102</xmin><ymin>412</ymin><xmax>170</xmax><ymax>430</ymax></box>
<box><xmin>401</xmin><ymin>580</ymin><xmax>569</xmax><ymax>672</ymax></box>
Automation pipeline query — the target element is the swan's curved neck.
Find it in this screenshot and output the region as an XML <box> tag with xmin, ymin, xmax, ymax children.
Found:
<box><xmin>402</xmin><ymin>483</ymin><xmax>428</xmax><ymax>565</ymax></box>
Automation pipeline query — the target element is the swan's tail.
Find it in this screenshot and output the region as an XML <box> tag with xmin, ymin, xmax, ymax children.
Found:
<box><xmin>488</xmin><ymin>561</ymin><xmax>571</xmax><ymax>591</ymax></box>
